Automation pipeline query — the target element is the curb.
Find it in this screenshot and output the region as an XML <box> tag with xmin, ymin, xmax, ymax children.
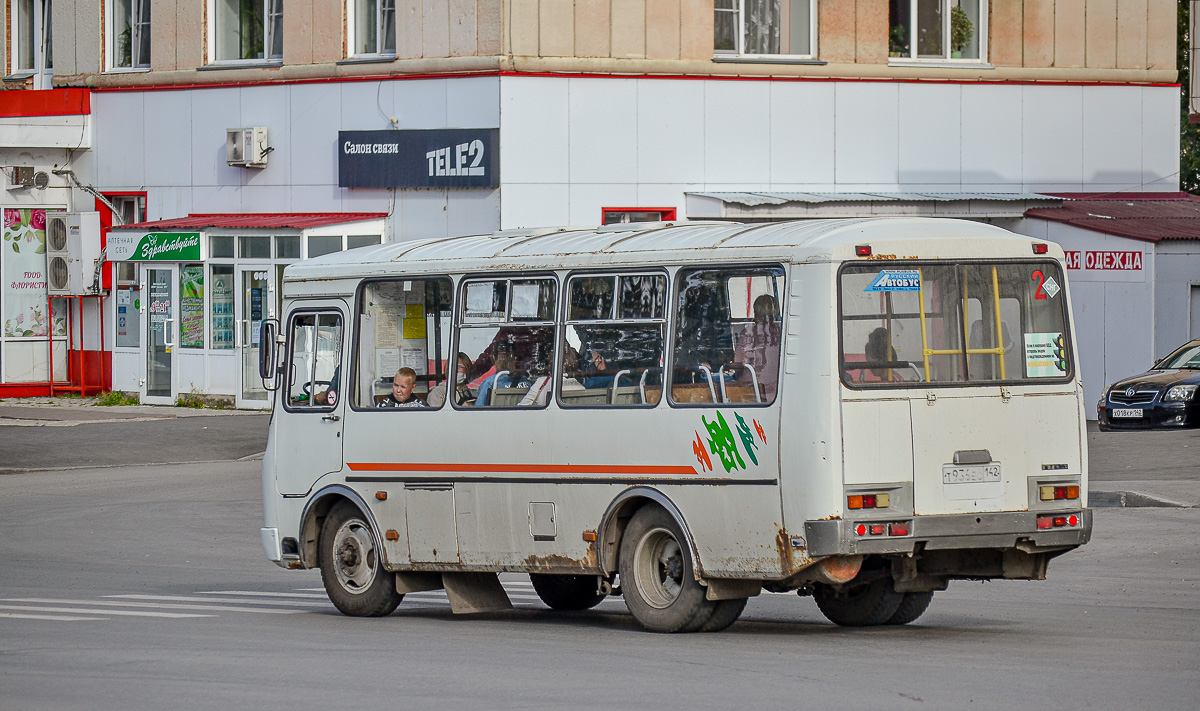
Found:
<box><xmin>1089</xmin><ymin>490</ymin><xmax>1194</xmax><ymax>508</ymax></box>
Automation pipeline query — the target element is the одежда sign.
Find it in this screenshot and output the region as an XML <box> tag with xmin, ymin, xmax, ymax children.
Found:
<box><xmin>338</xmin><ymin>129</ymin><xmax>499</xmax><ymax>189</ymax></box>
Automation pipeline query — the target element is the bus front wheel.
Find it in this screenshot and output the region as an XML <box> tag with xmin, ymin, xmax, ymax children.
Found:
<box><xmin>318</xmin><ymin>502</ymin><xmax>402</xmax><ymax>617</ymax></box>
<box><xmin>813</xmin><ymin>577</ymin><xmax>904</xmax><ymax>627</ymax></box>
<box><xmin>619</xmin><ymin>505</ymin><xmax>716</xmax><ymax>633</ymax></box>
<box><xmin>529</xmin><ymin>574</ymin><xmax>606</xmax><ymax>611</ymax></box>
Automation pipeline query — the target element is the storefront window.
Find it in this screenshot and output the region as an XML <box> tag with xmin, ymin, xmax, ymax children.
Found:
<box><xmin>180</xmin><ymin>265</ymin><xmax>205</xmax><ymax>348</ymax></box>
<box><xmin>348</xmin><ymin>235</ymin><xmax>382</xmax><ymax>250</ymax></box>
<box><xmin>210</xmin><ymin>265</ymin><xmax>235</xmax><ymax>349</ymax></box>
<box><xmin>308</xmin><ymin>235</ymin><xmax>341</xmax><ymax>258</ymax></box>
<box><xmin>275</xmin><ymin>235</ymin><xmax>300</xmax><ymax>258</ymax></box>
<box><xmin>210</xmin><ymin>236</ymin><xmax>234</xmax><ymax>258</ymax></box>
<box><xmin>114</xmin><ymin>262</ymin><xmax>140</xmax><ymax>348</ymax></box>
<box><xmin>240</xmin><ymin>235</ymin><xmax>270</xmax><ymax>258</ymax></box>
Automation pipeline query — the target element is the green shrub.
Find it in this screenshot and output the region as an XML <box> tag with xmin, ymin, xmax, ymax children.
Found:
<box><xmin>93</xmin><ymin>391</ymin><xmax>140</xmax><ymax>406</ymax></box>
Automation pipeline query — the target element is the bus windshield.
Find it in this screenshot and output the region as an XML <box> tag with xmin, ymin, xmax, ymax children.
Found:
<box><xmin>839</xmin><ymin>261</ymin><xmax>1072</xmax><ymax>386</ymax></box>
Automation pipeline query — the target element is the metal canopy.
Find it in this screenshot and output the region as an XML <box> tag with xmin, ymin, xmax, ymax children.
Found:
<box><xmin>686</xmin><ymin>192</ymin><xmax>1063</xmax><ymax>220</ymax></box>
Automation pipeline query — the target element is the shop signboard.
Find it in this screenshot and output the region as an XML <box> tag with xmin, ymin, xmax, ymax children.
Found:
<box><xmin>2</xmin><ymin>208</ymin><xmax>66</xmax><ymax>338</ymax></box>
<box><xmin>108</xmin><ymin>232</ymin><xmax>202</xmax><ymax>262</ymax></box>
<box><xmin>180</xmin><ymin>266</ymin><xmax>205</xmax><ymax>348</ymax></box>
<box><xmin>338</xmin><ymin>129</ymin><xmax>500</xmax><ymax>188</ymax></box>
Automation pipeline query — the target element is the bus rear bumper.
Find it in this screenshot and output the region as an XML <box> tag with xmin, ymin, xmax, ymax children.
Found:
<box><xmin>804</xmin><ymin>508</ymin><xmax>1093</xmax><ymax>558</ymax></box>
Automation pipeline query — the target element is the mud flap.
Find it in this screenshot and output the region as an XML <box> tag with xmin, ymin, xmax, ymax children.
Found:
<box><xmin>443</xmin><ymin>572</ymin><xmax>514</xmax><ymax>614</ymax></box>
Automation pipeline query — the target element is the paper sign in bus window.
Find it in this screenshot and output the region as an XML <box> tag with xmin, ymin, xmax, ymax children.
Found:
<box><xmin>1024</xmin><ymin>332</ymin><xmax>1067</xmax><ymax>377</ymax></box>
<box><xmin>864</xmin><ymin>270</ymin><xmax>921</xmax><ymax>292</ymax></box>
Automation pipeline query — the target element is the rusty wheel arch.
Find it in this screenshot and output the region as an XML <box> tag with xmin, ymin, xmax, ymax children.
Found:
<box><xmin>596</xmin><ymin>487</ymin><xmax>703</xmax><ymax>580</ymax></box>
<box><xmin>298</xmin><ymin>485</ymin><xmax>383</xmax><ymax>569</ymax></box>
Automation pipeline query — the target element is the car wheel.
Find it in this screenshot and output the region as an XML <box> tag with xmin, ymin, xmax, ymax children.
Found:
<box><xmin>619</xmin><ymin>505</ymin><xmax>716</xmax><ymax>633</ymax></box>
<box><xmin>319</xmin><ymin>502</ymin><xmax>402</xmax><ymax>617</ymax></box>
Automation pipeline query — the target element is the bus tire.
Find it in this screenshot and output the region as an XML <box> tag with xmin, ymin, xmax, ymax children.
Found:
<box><xmin>884</xmin><ymin>591</ymin><xmax>934</xmax><ymax>625</ymax></box>
<box><xmin>318</xmin><ymin>502</ymin><xmax>402</xmax><ymax>617</ymax></box>
<box><xmin>813</xmin><ymin>578</ymin><xmax>904</xmax><ymax>627</ymax></box>
<box><xmin>699</xmin><ymin>597</ymin><xmax>748</xmax><ymax>633</ymax></box>
<box><xmin>619</xmin><ymin>505</ymin><xmax>716</xmax><ymax>633</ymax></box>
<box><xmin>528</xmin><ymin>574</ymin><xmax>605</xmax><ymax>611</ymax></box>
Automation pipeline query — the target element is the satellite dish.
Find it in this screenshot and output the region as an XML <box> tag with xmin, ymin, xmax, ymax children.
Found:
<box><xmin>32</xmin><ymin>171</ymin><xmax>49</xmax><ymax>189</ymax></box>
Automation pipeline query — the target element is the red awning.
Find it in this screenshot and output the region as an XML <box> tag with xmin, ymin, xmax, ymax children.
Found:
<box><xmin>1026</xmin><ymin>193</ymin><xmax>1200</xmax><ymax>243</ymax></box>
<box><xmin>114</xmin><ymin>213</ymin><xmax>388</xmax><ymax>231</ymax></box>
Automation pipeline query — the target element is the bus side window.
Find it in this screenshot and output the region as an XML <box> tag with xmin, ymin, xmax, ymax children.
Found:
<box><xmin>286</xmin><ymin>312</ymin><xmax>343</xmax><ymax>410</ymax></box>
<box><xmin>561</xmin><ymin>272</ymin><xmax>667</xmax><ymax>408</ymax></box>
<box><xmin>456</xmin><ymin>277</ymin><xmax>557</xmax><ymax>408</ymax></box>
<box><xmin>354</xmin><ymin>278</ymin><xmax>453</xmax><ymax>409</ymax></box>
<box><xmin>670</xmin><ymin>267</ymin><xmax>784</xmax><ymax>406</ymax></box>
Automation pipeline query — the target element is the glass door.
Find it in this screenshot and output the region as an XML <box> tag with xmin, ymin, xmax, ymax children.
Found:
<box><xmin>143</xmin><ymin>266</ymin><xmax>178</xmax><ymax>405</ymax></box>
<box><xmin>237</xmin><ymin>267</ymin><xmax>274</xmax><ymax>408</ymax></box>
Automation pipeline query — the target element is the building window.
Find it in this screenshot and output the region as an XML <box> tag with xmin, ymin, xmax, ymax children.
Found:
<box><xmin>889</xmin><ymin>0</ymin><xmax>984</xmax><ymax>61</ymax></box>
<box><xmin>210</xmin><ymin>0</ymin><xmax>283</xmax><ymax>63</ymax></box>
<box><xmin>107</xmin><ymin>0</ymin><xmax>150</xmax><ymax>69</ymax></box>
<box><xmin>348</xmin><ymin>0</ymin><xmax>396</xmax><ymax>57</ymax></box>
<box><xmin>601</xmin><ymin>208</ymin><xmax>677</xmax><ymax>225</ymax></box>
<box><xmin>714</xmin><ymin>0</ymin><xmax>815</xmax><ymax>58</ymax></box>
<box><xmin>11</xmin><ymin>0</ymin><xmax>53</xmax><ymax>85</ymax></box>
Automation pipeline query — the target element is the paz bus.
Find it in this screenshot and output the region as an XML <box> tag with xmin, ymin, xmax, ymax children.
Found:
<box><xmin>258</xmin><ymin>218</ymin><xmax>1091</xmax><ymax>633</ymax></box>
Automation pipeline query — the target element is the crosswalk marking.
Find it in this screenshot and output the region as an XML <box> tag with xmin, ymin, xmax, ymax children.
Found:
<box><xmin>0</xmin><ymin>604</ymin><xmax>211</xmax><ymax>619</ymax></box>
<box><xmin>0</xmin><ymin>611</ymin><xmax>107</xmax><ymax>621</ymax></box>
<box><xmin>3</xmin><ymin>598</ymin><xmax>302</xmax><ymax>614</ymax></box>
<box><xmin>106</xmin><ymin>594</ymin><xmax>331</xmax><ymax>608</ymax></box>
<box><xmin>196</xmin><ymin>590</ymin><xmax>328</xmax><ymax>599</ymax></box>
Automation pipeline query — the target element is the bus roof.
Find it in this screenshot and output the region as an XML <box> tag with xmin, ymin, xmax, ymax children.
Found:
<box><xmin>284</xmin><ymin>217</ymin><xmax>1048</xmax><ymax>285</ymax></box>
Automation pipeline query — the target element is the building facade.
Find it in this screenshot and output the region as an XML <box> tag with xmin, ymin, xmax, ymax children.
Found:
<box><xmin>0</xmin><ymin>1</ymin><xmax>1181</xmax><ymax>407</ymax></box>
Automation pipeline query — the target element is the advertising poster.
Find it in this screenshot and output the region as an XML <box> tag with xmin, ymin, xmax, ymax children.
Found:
<box><xmin>180</xmin><ymin>266</ymin><xmax>205</xmax><ymax>348</ymax></box>
<box><xmin>2</xmin><ymin>209</ymin><xmax>66</xmax><ymax>338</ymax></box>
<box><xmin>210</xmin><ymin>270</ymin><xmax>234</xmax><ymax>349</ymax></box>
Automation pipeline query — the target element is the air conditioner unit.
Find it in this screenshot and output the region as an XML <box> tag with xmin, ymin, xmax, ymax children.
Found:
<box><xmin>7</xmin><ymin>167</ymin><xmax>47</xmax><ymax>189</ymax></box>
<box><xmin>46</xmin><ymin>212</ymin><xmax>102</xmax><ymax>296</ymax></box>
<box><xmin>226</xmin><ymin>127</ymin><xmax>270</xmax><ymax>168</ymax></box>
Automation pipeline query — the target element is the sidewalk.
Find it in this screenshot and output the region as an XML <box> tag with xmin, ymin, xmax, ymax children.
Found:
<box><xmin>0</xmin><ymin>396</ymin><xmax>263</xmax><ymax>426</ymax></box>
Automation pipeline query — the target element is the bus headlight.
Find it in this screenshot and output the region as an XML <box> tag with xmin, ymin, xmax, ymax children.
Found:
<box><xmin>1164</xmin><ymin>384</ymin><xmax>1198</xmax><ymax>402</ymax></box>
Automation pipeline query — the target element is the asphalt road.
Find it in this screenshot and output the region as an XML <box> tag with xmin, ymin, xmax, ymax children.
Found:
<box><xmin>0</xmin><ymin>407</ymin><xmax>1197</xmax><ymax>709</ymax></box>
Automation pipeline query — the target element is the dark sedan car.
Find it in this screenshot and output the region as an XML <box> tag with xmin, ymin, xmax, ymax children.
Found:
<box><xmin>1098</xmin><ymin>339</ymin><xmax>1200</xmax><ymax>430</ymax></box>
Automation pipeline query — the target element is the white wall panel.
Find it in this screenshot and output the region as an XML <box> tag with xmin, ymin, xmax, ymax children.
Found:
<box><xmin>289</xmin><ymin>83</ymin><xmax>342</xmax><ymax>187</ymax></box>
<box><xmin>238</xmin><ymin>185</ymin><xmax>292</xmax><ymax>213</ymax></box>
<box><xmin>207</xmin><ymin>352</ymin><xmax>238</xmax><ymax>394</ymax></box>
<box><xmin>569</xmin><ymin>78</ymin><xmax>638</xmax><ymax>184</ymax></box>
<box><xmin>637</xmin><ymin>183</ymin><xmax>700</xmax><ymax>217</ymax></box>
<box><xmin>340</xmin><ymin>81</ymin><xmax>394</xmax><ymax>130</ymax></box>
<box><xmin>176</xmin><ymin>352</ymin><xmax>208</xmax><ymax>393</ymax></box>
<box><xmin>189</xmin><ymin>185</ymin><xmax>242</xmax><ymax>214</ymax></box>
<box><xmin>395</xmin><ymin>191</ymin><xmax>449</xmax><ymax>239</ymax></box>
<box><xmin>568</xmin><ymin>183</ymin><xmax>639</xmax><ymax>225</ymax></box>
<box><xmin>1082</xmin><ymin>86</ymin><xmax>1142</xmax><ymax>187</ymax></box>
<box><xmin>446</xmin><ymin>189</ymin><xmax>501</xmax><ymax>237</ymax></box>
<box><xmin>287</xmin><ymin>185</ymin><xmax>345</xmax><ymax>213</ymax></box>
<box><xmin>393</xmin><ymin>79</ymin><xmax>449</xmax><ymax>128</ymax></box>
<box><xmin>142</xmin><ymin>92</ymin><xmax>193</xmax><ymax>188</ymax></box>
<box><xmin>190</xmin><ymin>88</ymin><xmax>242</xmax><ymax>188</ymax></box>
<box><xmin>501</xmin><ymin>77</ymin><xmax>570</xmax><ymax>183</ymax></box>
<box><xmin>500</xmin><ymin>183</ymin><xmax>570</xmax><ymax>229</ymax></box>
<box><xmin>337</xmin><ymin>187</ymin><xmax>392</xmax><ymax>213</ymax></box>
<box><xmin>446</xmin><ymin>77</ymin><xmax>501</xmax><ymax>127</ymax></box>
<box><xmin>636</xmin><ymin>80</ymin><xmax>705</xmax><ymax>184</ymax></box>
<box><xmin>961</xmin><ymin>84</ymin><xmax>1022</xmax><ymax>186</ymax></box>
<box><xmin>92</xmin><ymin>92</ymin><xmax>146</xmax><ymax>187</ymax></box>
<box><xmin>110</xmin><ymin>350</ymin><xmax>140</xmax><ymax>392</ymax></box>
<box><xmin>1022</xmin><ymin>85</ymin><xmax>1084</xmax><ymax>186</ymax></box>
<box><xmin>769</xmin><ymin>82</ymin><xmax>835</xmax><ymax>185</ymax></box>
<box><xmin>1141</xmin><ymin>86</ymin><xmax>1181</xmax><ymax>191</ymax></box>
<box><xmin>834</xmin><ymin>82</ymin><xmax>898</xmax><ymax>184</ymax></box>
<box><xmin>704</xmin><ymin>80</ymin><xmax>771</xmax><ymax>183</ymax></box>
<box><xmin>898</xmin><ymin>83</ymin><xmax>961</xmax><ymax>186</ymax></box>
<box><xmin>147</xmin><ymin>187</ymin><xmax>192</xmax><ymax>222</ymax></box>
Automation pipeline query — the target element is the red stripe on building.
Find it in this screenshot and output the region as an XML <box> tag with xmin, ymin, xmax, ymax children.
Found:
<box><xmin>0</xmin><ymin>88</ymin><xmax>91</xmax><ymax>117</ymax></box>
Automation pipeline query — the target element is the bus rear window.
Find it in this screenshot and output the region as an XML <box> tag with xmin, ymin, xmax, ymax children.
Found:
<box><xmin>839</xmin><ymin>261</ymin><xmax>1072</xmax><ymax>387</ymax></box>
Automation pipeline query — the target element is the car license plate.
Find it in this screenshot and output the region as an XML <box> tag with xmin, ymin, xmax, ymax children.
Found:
<box><xmin>942</xmin><ymin>463</ymin><xmax>1002</xmax><ymax>484</ymax></box>
<box><xmin>1112</xmin><ymin>408</ymin><xmax>1143</xmax><ymax>418</ymax></box>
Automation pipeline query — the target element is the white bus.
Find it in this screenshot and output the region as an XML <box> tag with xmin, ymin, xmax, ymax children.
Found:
<box><xmin>259</xmin><ymin>218</ymin><xmax>1091</xmax><ymax>633</ymax></box>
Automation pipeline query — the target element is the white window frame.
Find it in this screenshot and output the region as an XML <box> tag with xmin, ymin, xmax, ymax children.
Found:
<box><xmin>105</xmin><ymin>0</ymin><xmax>151</xmax><ymax>71</ymax></box>
<box><xmin>714</xmin><ymin>0</ymin><xmax>817</xmax><ymax>60</ymax></box>
<box><xmin>888</xmin><ymin>0</ymin><xmax>988</xmax><ymax>64</ymax></box>
<box><xmin>206</xmin><ymin>0</ymin><xmax>283</xmax><ymax>65</ymax></box>
<box><xmin>10</xmin><ymin>0</ymin><xmax>52</xmax><ymax>87</ymax></box>
<box><xmin>347</xmin><ymin>0</ymin><xmax>397</xmax><ymax>59</ymax></box>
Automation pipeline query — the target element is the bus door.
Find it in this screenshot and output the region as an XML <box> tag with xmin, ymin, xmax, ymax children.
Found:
<box><xmin>275</xmin><ymin>304</ymin><xmax>347</xmax><ymax>496</ymax></box>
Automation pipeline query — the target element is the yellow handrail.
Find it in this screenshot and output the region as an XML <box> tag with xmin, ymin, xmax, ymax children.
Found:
<box><xmin>991</xmin><ymin>265</ymin><xmax>1006</xmax><ymax>379</ymax></box>
<box><xmin>917</xmin><ymin>268</ymin><xmax>931</xmax><ymax>381</ymax></box>
<box><xmin>917</xmin><ymin>265</ymin><xmax>1009</xmax><ymax>382</ymax></box>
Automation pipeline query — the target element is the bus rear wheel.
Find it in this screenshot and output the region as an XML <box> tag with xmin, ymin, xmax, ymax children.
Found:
<box><xmin>529</xmin><ymin>574</ymin><xmax>605</xmax><ymax>611</ymax></box>
<box><xmin>813</xmin><ymin>577</ymin><xmax>904</xmax><ymax>627</ymax></box>
<box><xmin>318</xmin><ymin>502</ymin><xmax>402</xmax><ymax>617</ymax></box>
<box><xmin>619</xmin><ymin>505</ymin><xmax>716</xmax><ymax>633</ymax></box>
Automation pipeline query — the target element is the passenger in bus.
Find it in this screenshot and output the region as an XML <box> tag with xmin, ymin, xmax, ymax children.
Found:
<box><xmin>734</xmin><ymin>294</ymin><xmax>781</xmax><ymax>399</ymax></box>
<box><xmin>865</xmin><ymin>327</ymin><xmax>898</xmax><ymax>380</ymax></box>
<box><xmin>675</xmin><ymin>282</ymin><xmax>734</xmax><ymax>375</ymax></box>
<box><xmin>520</xmin><ymin>345</ymin><xmax>586</xmax><ymax>406</ymax></box>
<box><xmin>427</xmin><ymin>352</ymin><xmax>473</xmax><ymax>407</ymax></box>
<box><xmin>474</xmin><ymin>346</ymin><xmax>533</xmax><ymax>406</ymax></box>
<box><xmin>377</xmin><ymin>367</ymin><xmax>428</xmax><ymax>408</ymax></box>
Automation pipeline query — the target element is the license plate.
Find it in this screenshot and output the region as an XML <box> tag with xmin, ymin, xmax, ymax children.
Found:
<box><xmin>942</xmin><ymin>463</ymin><xmax>1002</xmax><ymax>484</ymax></box>
<box><xmin>1112</xmin><ymin>408</ymin><xmax>1143</xmax><ymax>418</ymax></box>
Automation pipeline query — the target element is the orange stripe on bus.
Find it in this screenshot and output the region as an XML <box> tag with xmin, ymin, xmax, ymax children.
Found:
<box><xmin>346</xmin><ymin>462</ymin><xmax>698</xmax><ymax>475</ymax></box>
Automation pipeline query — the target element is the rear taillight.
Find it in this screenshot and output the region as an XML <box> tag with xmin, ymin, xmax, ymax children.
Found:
<box><xmin>854</xmin><ymin>521</ymin><xmax>910</xmax><ymax>537</ymax></box>
<box><xmin>848</xmin><ymin>493</ymin><xmax>891</xmax><ymax>509</ymax></box>
<box><xmin>1036</xmin><ymin>514</ymin><xmax>1080</xmax><ymax>530</ymax></box>
<box><xmin>1040</xmin><ymin>485</ymin><xmax>1080</xmax><ymax>501</ymax></box>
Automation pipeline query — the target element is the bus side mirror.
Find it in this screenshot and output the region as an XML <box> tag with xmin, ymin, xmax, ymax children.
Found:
<box><xmin>259</xmin><ymin>319</ymin><xmax>279</xmax><ymax>388</ymax></box>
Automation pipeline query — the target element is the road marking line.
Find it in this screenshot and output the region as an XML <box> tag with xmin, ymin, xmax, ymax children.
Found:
<box><xmin>0</xmin><ymin>611</ymin><xmax>108</xmax><ymax>621</ymax></box>
<box><xmin>3</xmin><ymin>598</ymin><xmax>301</xmax><ymax>615</ymax></box>
<box><xmin>106</xmin><ymin>594</ymin><xmax>331</xmax><ymax>607</ymax></box>
<box><xmin>195</xmin><ymin>591</ymin><xmax>328</xmax><ymax>599</ymax></box>
<box><xmin>0</xmin><ymin>605</ymin><xmax>210</xmax><ymax>619</ymax></box>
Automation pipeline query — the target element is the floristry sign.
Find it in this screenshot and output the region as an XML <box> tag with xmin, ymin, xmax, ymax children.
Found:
<box><xmin>3</xmin><ymin>209</ymin><xmax>66</xmax><ymax>338</ymax></box>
